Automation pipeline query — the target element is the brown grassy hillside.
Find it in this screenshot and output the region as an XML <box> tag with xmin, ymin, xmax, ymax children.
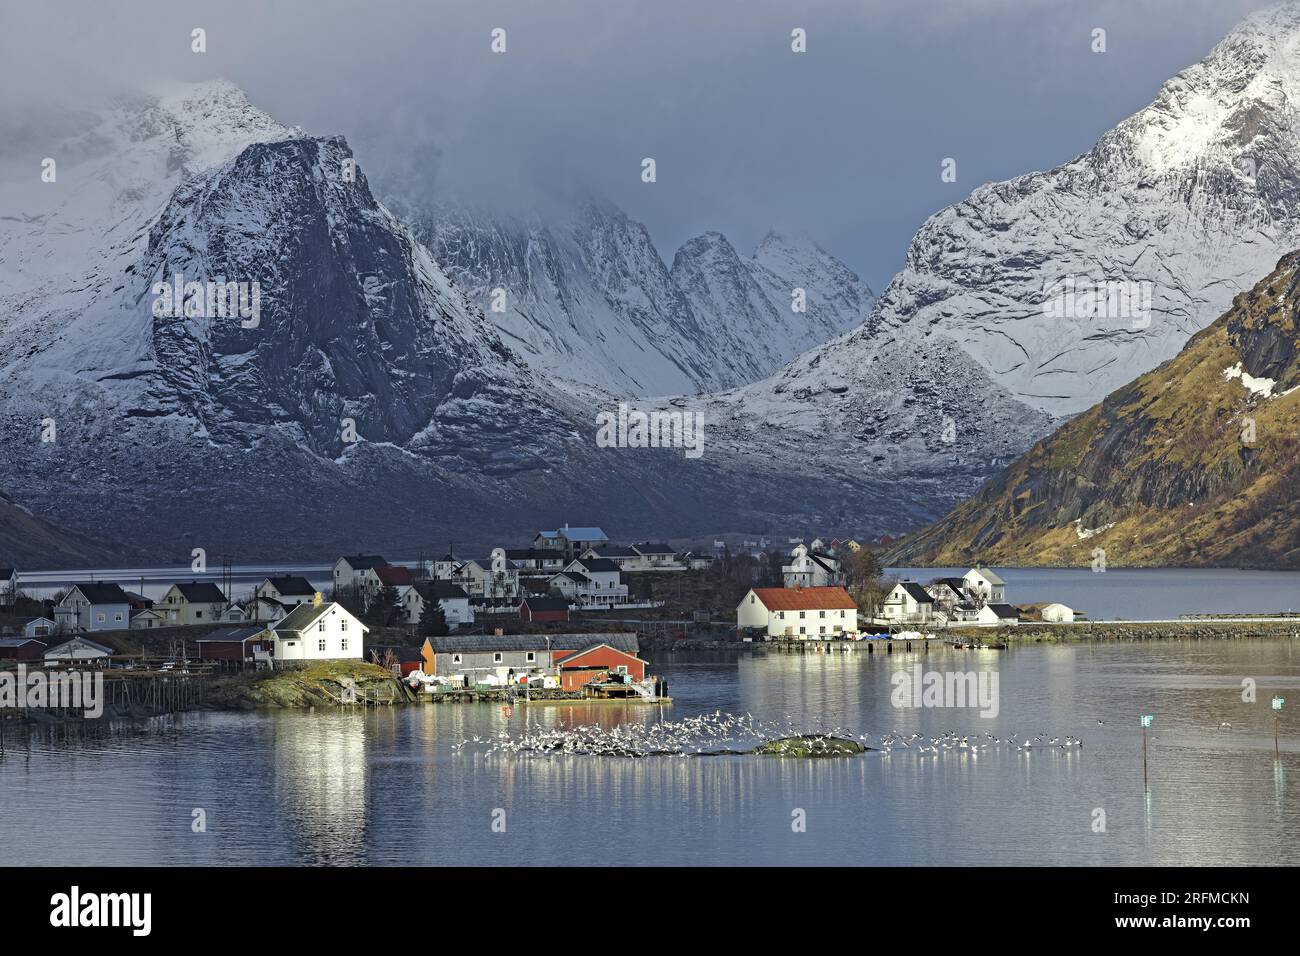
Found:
<box><xmin>887</xmin><ymin>252</ymin><xmax>1300</xmax><ymax>568</ymax></box>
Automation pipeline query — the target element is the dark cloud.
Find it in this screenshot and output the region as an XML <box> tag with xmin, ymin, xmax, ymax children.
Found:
<box><xmin>0</xmin><ymin>0</ymin><xmax>1276</xmax><ymax>287</ymax></box>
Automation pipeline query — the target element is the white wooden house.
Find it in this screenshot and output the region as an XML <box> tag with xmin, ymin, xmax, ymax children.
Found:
<box><xmin>736</xmin><ymin>586</ymin><xmax>859</xmax><ymax>639</ymax></box>
<box><xmin>271</xmin><ymin>600</ymin><xmax>368</xmax><ymax>661</ymax></box>
<box><xmin>534</xmin><ymin>525</ymin><xmax>609</xmax><ymax>558</ymax></box>
<box><xmin>782</xmin><ymin>544</ymin><xmax>844</xmax><ymax>588</ymax></box>
<box><xmin>974</xmin><ymin>603</ymin><xmax>1020</xmax><ymax>626</ymax></box>
<box><xmin>551</xmin><ymin>558</ymin><xmax>628</xmax><ymax>605</ymax></box>
<box><xmin>879</xmin><ymin>582</ymin><xmax>935</xmax><ymax>624</ymax></box>
<box><xmin>256</xmin><ymin>575</ymin><xmax>318</xmax><ymax>611</ymax></box>
<box><xmin>404</xmin><ymin>581</ymin><xmax>473</xmax><ymax>628</ymax></box>
<box><xmin>963</xmin><ymin>567</ymin><xmax>1007</xmax><ymax>605</ymax></box>
<box><xmin>332</xmin><ymin>554</ymin><xmax>388</xmax><ymax>591</ymax></box>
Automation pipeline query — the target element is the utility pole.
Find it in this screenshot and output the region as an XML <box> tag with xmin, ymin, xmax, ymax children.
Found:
<box><xmin>1140</xmin><ymin>714</ymin><xmax>1153</xmax><ymax>792</ymax></box>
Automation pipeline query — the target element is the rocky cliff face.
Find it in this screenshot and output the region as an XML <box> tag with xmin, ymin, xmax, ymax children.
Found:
<box><xmin>887</xmin><ymin>251</ymin><xmax>1300</xmax><ymax>568</ymax></box>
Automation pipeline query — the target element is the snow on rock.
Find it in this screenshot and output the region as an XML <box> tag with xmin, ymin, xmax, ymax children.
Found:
<box><xmin>1222</xmin><ymin>362</ymin><xmax>1277</xmax><ymax>397</ymax></box>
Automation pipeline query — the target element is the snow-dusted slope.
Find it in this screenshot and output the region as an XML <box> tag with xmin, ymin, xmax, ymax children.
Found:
<box><xmin>394</xmin><ymin>195</ymin><xmax>871</xmax><ymax>396</ymax></box>
<box><xmin>701</xmin><ymin>0</ymin><xmax>1300</xmax><ymax>491</ymax></box>
<box><xmin>0</xmin><ymin>81</ymin><xmax>928</xmax><ymax>557</ymax></box>
<box><xmin>669</xmin><ymin>230</ymin><xmax>872</xmax><ymax>386</ymax></box>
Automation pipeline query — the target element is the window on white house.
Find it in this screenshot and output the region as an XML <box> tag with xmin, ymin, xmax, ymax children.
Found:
<box><xmin>493</xmin><ymin>653</ymin><xmax>503</xmax><ymax>663</ymax></box>
<box><xmin>526</xmin><ymin>652</ymin><xmax>535</xmax><ymax>662</ymax></box>
<box><xmin>341</xmin><ymin>619</ymin><xmax>348</xmax><ymax>630</ymax></box>
<box><xmin>318</xmin><ymin>639</ymin><xmax>326</xmax><ymax>652</ymax></box>
<box><xmin>341</xmin><ymin>638</ymin><xmax>348</xmax><ymax>652</ymax></box>
<box><xmin>452</xmin><ymin>654</ymin><xmax>461</xmax><ymax>664</ymax></box>
<box><xmin>196</xmin><ymin>611</ymin><xmax>203</xmax><ymax>619</ymax></box>
<box><xmin>318</xmin><ymin>622</ymin><xmax>325</xmax><ymax>631</ymax></box>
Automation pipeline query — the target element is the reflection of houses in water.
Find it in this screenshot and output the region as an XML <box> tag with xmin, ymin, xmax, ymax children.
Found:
<box><xmin>273</xmin><ymin>713</ymin><xmax>368</xmax><ymax>864</ymax></box>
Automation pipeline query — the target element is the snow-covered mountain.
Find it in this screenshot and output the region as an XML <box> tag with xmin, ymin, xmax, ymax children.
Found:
<box><xmin>670</xmin><ymin>230</ymin><xmax>874</xmax><ymax>387</ymax></box>
<box><xmin>698</xmin><ymin>0</ymin><xmax>1300</xmax><ymax>498</ymax></box>
<box><xmin>0</xmin><ymin>81</ymin><xmax>915</xmax><ymax>557</ymax></box>
<box><xmin>392</xmin><ymin>195</ymin><xmax>873</xmax><ymax>396</ymax></box>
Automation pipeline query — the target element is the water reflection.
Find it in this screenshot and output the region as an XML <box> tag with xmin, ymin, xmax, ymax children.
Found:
<box><xmin>272</xmin><ymin>713</ymin><xmax>368</xmax><ymax>864</ymax></box>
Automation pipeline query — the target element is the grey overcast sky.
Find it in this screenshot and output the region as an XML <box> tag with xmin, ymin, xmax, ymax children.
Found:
<box><xmin>0</xmin><ymin>0</ymin><xmax>1277</xmax><ymax>289</ymax></box>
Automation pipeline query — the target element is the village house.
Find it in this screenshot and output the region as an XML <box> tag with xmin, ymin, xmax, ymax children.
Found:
<box><xmin>925</xmin><ymin>578</ymin><xmax>971</xmax><ymax>612</ymax></box>
<box><xmin>737</xmin><ymin>586</ymin><xmax>860</xmax><ymax>639</ymax></box>
<box><xmin>975</xmin><ymin>603</ymin><xmax>1020</xmax><ymax>626</ymax></box>
<box><xmin>45</xmin><ymin>636</ymin><xmax>113</xmax><ymax>664</ymax></box>
<box><xmin>195</xmin><ymin>625</ymin><xmax>275</xmax><ymax>668</ymax></box>
<box><xmin>256</xmin><ymin>576</ymin><xmax>319</xmax><ymax>612</ymax></box>
<box><xmin>879</xmin><ymin>581</ymin><xmax>936</xmax><ymax>624</ymax></box>
<box><xmin>580</xmin><ymin>544</ymin><xmax>642</xmax><ymax>570</ymax></box>
<box><xmin>0</xmin><ymin>567</ymin><xmax>17</xmax><ymax>607</ymax></box>
<box><xmin>504</xmin><ymin>547</ymin><xmax>568</xmax><ymax>573</ymax></box>
<box><xmin>963</xmin><ymin>567</ymin><xmax>1007</xmax><ymax>605</ymax></box>
<box><xmin>129</xmin><ymin>607</ymin><xmax>166</xmax><ymax>630</ymax></box>
<box><xmin>420</xmin><ymin>634</ymin><xmax>556</xmax><ymax>686</ymax></box>
<box><xmin>625</xmin><ymin>543</ymin><xmax>682</xmax><ymax>571</ymax></box>
<box><xmin>534</xmin><ymin>525</ymin><xmax>609</xmax><ymax>559</ymax></box>
<box><xmin>782</xmin><ymin>544</ymin><xmax>845</xmax><ymax>589</ymax></box>
<box><xmin>403</xmin><ymin>581</ymin><xmax>473</xmax><ymax>629</ymax></box>
<box><xmin>23</xmin><ymin>617</ymin><xmax>55</xmax><ymax>639</ymax></box>
<box><xmin>555</xmin><ymin>643</ymin><xmax>648</xmax><ymax>692</ymax></box>
<box><xmin>158</xmin><ymin>581</ymin><xmax>228</xmax><ymax>626</ymax></box>
<box><xmin>519</xmin><ymin>595</ymin><xmax>570</xmax><ymax>623</ymax></box>
<box><xmin>453</xmin><ymin>553</ymin><xmax>520</xmax><ymax>601</ymax></box>
<box><xmin>54</xmin><ymin>582</ymin><xmax>131</xmax><ymax>633</ymax></box>
<box><xmin>271</xmin><ymin>599</ymin><xmax>368</xmax><ymax>662</ymax></box>
<box><xmin>0</xmin><ymin>637</ymin><xmax>47</xmax><ymax>661</ymax></box>
<box><xmin>332</xmin><ymin>554</ymin><xmax>388</xmax><ymax>591</ymax></box>
<box><xmin>550</xmin><ymin>557</ymin><xmax>629</xmax><ymax>605</ymax></box>
<box><xmin>420</xmin><ymin>632</ymin><xmax>641</xmax><ymax>687</ymax></box>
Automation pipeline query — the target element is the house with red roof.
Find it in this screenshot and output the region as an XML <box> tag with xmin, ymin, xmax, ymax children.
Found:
<box><xmin>736</xmin><ymin>586</ymin><xmax>859</xmax><ymax>639</ymax></box>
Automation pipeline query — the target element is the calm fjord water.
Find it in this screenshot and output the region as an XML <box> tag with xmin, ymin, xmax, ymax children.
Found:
<box><xmin>3</xmin><ymin>640</ymin><xmax>1299</xmax><ymax>866</ymax></box>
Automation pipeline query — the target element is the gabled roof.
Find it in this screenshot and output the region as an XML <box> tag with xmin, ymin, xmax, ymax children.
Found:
<box><xmin>412</xmin><ymin>581</ymin><xmax>469</xmax><ymax>602</ymax></box>
<box><xmin>559</xmin><ymin>527</ymin><xmax>607</xmax><ymax>540</ymax></box>
<box><xmin>985</xmin><ymin>603</ymin><xmax>1019</xmax><ymax>619</ymax></box>
<box><xmin>748</xmin><ymin>587</ymin><xmax>858</xmax><ymax>611</ymax></box>
<box><xmin>46</xmin><ymin>636</ymin><xmax>113</xmax><ymax>655</ymax></box>
<box><xmin>340</xmin><ymin>554</ymin><xmax>387</xmax><ymax>570</ymax></box>
<box><xmin>375</xmin><ymin>565</ymin><xmax>414</xmax><ymax>586</ymax></box>
<box><xmin>930</xmin><ymin>577</ymin><xmax>968</xmax><ymax>593</ymax></box>
<box><xmin>169</xmin><ymin>581</ymin><xmax>227</xmax><ymax>603</ymax></box>
<box><xmin>632</xmin><ymin>542</ymin><xmax>674</xmax><ymax>555</ymax></box>
<box><xmin>554</xmin><ymin>643</ymin><xmax>648</xmax><ymax>666</ymax></box>
<box><xmin>966</xmin><ymin>567</ymin><xmax>1006</xmax><ymax>586</ymax></box>
<box><xmin>65</xmin><ymin>582</ymin><xmax>130</xmax><ymax>605</ymax></box>
<box><xmin>553</xmin><ymin>571</ymin><xmax>590</xmax><ymax>584</ymax></box>
<box><xmin>571</xmin><ymin>558</ymin><xmax>620</xmax><ymax>573</ymax></box>
<box><xmin>590</xmin><ymin>545</ymin><xmax>640</xmax><ymax>559</ymax></box>
<box><xmin>0</xmin><ymin>568</ymin><xmax>15</xmax><ymax>580</ymax></box>
<box><xmin>263</xmin><ymin>575</ymin><xmax>316</xmax><ymax>595</ymax></box>
<box><xmin>273</xmin><ymin>602</ymin><xmax>367</xmax><ymax>635</ymax></box>
<box><xmin>0</xmin><ymin>638</ymin><xmax>45</xmax><ymax>647</ymax></box>
<box><xmin>892</xmin><ymin>582</ymin><xmax>934</xmax><ymax>604</ymax></box>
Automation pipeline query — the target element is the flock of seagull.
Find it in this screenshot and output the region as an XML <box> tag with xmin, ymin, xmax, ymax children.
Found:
<box><xmin>450</xmin><ymin>710</ymin><xmax>1087</xmax><ymax>759</ymax></box>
